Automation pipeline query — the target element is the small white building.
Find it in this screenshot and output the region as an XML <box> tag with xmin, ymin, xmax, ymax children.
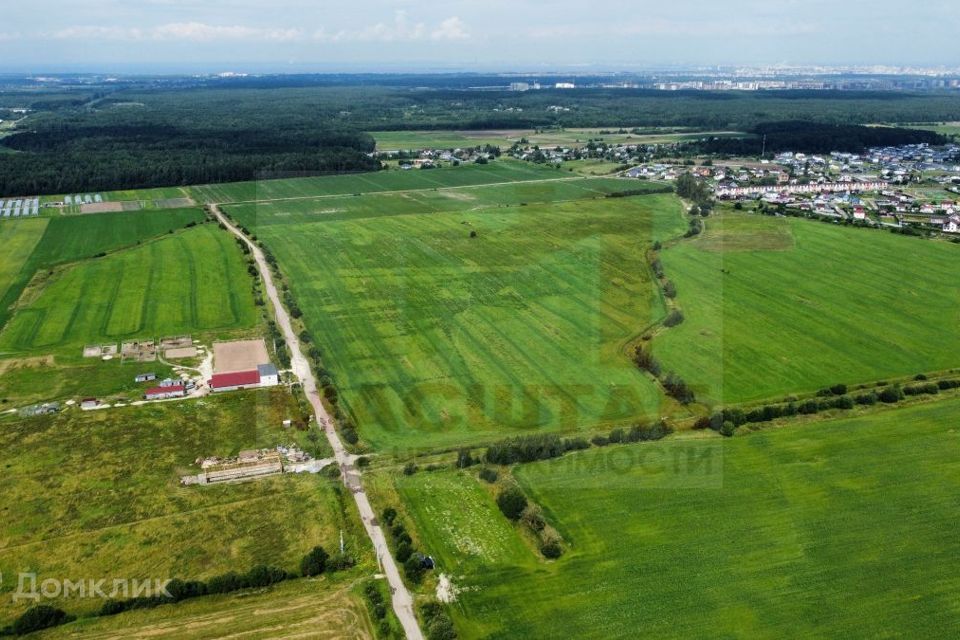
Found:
<box><xmin>258</xmin><ymin>363</ymin><xmax>280</xmax><ymax>387</ymax></box>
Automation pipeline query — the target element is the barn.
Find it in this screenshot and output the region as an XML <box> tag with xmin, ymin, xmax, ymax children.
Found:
<box><xmin>209</xmin><ymin>369</ymin><xmax>261</xmax><ymax>393</ymax></box>
<box><xmin>144</xmin><ymin>385</ymin><xmax>186</xmax><ymax>400</ymax></box>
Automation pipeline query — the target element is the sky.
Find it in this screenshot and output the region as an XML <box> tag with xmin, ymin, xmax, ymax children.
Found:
<box><xmin>0</xmin><ymin>0</ymin><xmax>957</xmax><ymax>73</ymax></box>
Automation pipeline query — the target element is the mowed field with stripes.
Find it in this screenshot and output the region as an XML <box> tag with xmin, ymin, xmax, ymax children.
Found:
<box><xmin>0</xmin><ymin>223</ymin><xmax>258</xmax><ymax>353</ymax></box>
<box><xmin>226</xmin><ymin>176</ymin><xmax>687</xmax><ymax>450</ymax></box>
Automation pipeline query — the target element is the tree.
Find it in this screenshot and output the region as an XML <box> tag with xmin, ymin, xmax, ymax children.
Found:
<box><xmin>404</xmin><ymin>554</ymin><xmax>425</xmax><ymax>583</ymax></box>
<box><xmin>497</xmin><ymin>486</ymin><xmax>528</xmax><ymax>520</ymax></box>
<box><xmin>456</xmin><ymin>448</ymin><xmax>475</xmax><ymax>468</ymax></box>
<box><xmin>13</xmin><ymin>606</ymin><xmax>73</xmax><ymax>635</ymax></box>
<box><xmin>300</xmin><ymin>546</ymin><xmax>329</xmax><ymax>577</ymax></box>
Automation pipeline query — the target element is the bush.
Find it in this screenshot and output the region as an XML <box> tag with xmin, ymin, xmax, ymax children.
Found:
<box><xmin>341</xmin><ymin>426</ymin><xmax>359</xmax><ymax>445</ymax></box>
<box><xmin>830</xmin><ymin>383</ymin><xmax>848</xmax><ymax>395</ymax></box>
<box><xmin>396</xmin><ymin>541</ymin><xmax>413</xmax><ymax>563</ymax></box>
<box><xmin>521</xmin><ymin>504</ymin><xmax>546</xmax><ymax>532</ymax></box>
<box><xmin>403</xmin><ymin>554</ymin><xmax>425</xmax><ymax>583</ymax></box>
<box><xmin>478</xmin><ymin>467</ymin><xmax>498</xmax><ymax>483</ymax></box>
<box><xmin>456</xmin><ymin>449</ymin><xmax>475</xmax><ymax>468</ymax></box>
<box><xmin>663</xmin><ymin>309</ymin><xmax>685</xmax><ymax>328</ymax></box>
<box><xmin>301</xmin><ymin>546</ymin><xmax>329</xmax><ymax>576</ymax></box>
<box><xmin>328</xmin><ymin>551</ymin><xmax>356</xmax><ymax>571</ymax></box>
<box><xmin>428</xmin><ymin>617</ymin><xmax>457</xmax><ymax>640</ymax></box>
<box><xmin>403</xmin><ymin>462</ymin><xmax>418</xmax><ymax>475</ymax></box>
<box><xmin>719</xmin><ymin>421</ymin><xmax>736</xmax><ymax>437</ymax></box>
<box><xmin>496</xmin><ymin>486</ymin><xmax>528</xmax><ymax>520</ymax></box>
<box><xmin>381</xmin><ymin>507</ymin><xmax>398</xmax><ymax>526</ymax></box>
<box><xmin>12</xmin><ymin>606</ymin><xmax>73</xmax><ymax>635</ymax></box>
<box><xmin>245</xmin><ymin>565</ymin><xmax>288</xmax><ymax>588</ymax></box>
<box><xmin>879</xmin><ymin>385</ymin><xmax>904</xmax><ymax>403</ymax></box>
<box><xmin>540</xmin><ymin>540</ymin><xmax>563</xmax><ymax>559</ymax></box>
<box><xmin>855</xmin><ymin>392</ymin><xmax>878</xmax><ymax>405</ymax></box>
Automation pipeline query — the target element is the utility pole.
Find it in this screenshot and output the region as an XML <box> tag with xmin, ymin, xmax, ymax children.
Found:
<box><xmin>761</xmin><ymin>134</ymin><xmax>767</xmax><ymax>158</ymax></box>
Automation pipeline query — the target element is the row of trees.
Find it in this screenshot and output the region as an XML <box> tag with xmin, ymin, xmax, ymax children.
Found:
<box><xmin>4</xmin><ymin>548</ymin><xmax>355</xmax><ymax>636</ymax></box>
<box><xmin>698</xmin><ymin>378</ymin><xmax>960</xmax><ymax>436</ymax></box>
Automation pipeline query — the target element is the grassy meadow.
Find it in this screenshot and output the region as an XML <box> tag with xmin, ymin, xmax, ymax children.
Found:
<box><xmin>400</xmin><ymin>396</ymin><xmax>960</xmax><ymax>639</ymax></box>
<box><xmin>244</xmin><ymin>191</ymin><xmax>686</xmax><ymax>450</ymax></box>
<box><xmin>653</xmin><ymin>213</ymin><xmax>960</xmax><ymax>404</ymax></box>
<box><xmin>0</xmin><ymin>388</ymin><xmax>369</xmax><ymax>624</ymax></box>
<box><xmin>0</xmin><ymin>223</ymin><xmax>258</xmax><ymax>355</ymax></box>
<box><xmin>40</xmin><ymin>575</ymin><xmax>376</xmax><ymax>640</ymax></box>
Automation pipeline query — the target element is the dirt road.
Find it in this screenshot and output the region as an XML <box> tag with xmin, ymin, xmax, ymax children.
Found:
<box><xmin>211</xmin><ymin>205</ymin><xmax>424</xmax><ymax>640</ymax></box>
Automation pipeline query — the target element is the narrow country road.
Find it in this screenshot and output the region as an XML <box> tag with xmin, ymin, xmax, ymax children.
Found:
<box><xmin>212</xmin><ymin>205</ymin><xmax>424</xmax><ymax>640</ymax></box>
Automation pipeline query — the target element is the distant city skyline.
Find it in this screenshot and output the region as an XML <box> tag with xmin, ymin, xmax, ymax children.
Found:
<box><xmin>0</xmin><ymin>0</ymin><xmax>956</xmax><ymax>73</ymax></box>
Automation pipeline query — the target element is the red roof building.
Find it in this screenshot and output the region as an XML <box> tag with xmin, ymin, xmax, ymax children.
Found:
<box><xmin>209</xmin><ymin>370</ymin><xmax>260</xmax><ymax>392</ymax></box>
<box><xmin>145</xmin><ymin>385</ymin><xmax>186</xmax><ymax>400</ymax></box>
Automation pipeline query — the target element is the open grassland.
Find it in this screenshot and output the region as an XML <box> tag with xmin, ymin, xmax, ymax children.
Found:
<box><xmin>0</xmin><ymin>223</ymin><xmax>258</xmax><ymax>355</ymax></box>
<box><xmin>0</xmin><ymin>355</ymin><xmax>177</xmax><ymax>407</ymax></box>
<box><xmin>654</xmin><ymin>213</ymin><xmax>960</xmax><ymax>404</ymax></box>
<box><xmin>249</xmin><ymin>192</ymin><xmax>686</xmax><ymax>450</ymax></box>
<box><xmin>370</xmin><ymin>128</ymin><xmax>748</xmax><ymax>151</ymax></box>
<box><xmin>403</xmin><ymin>397</ymin><xmax>960</xmax><ymax>639</ymax></box>
<box><xmin>226</xmin><ymin>177</ymin><xmax>660</xmax><ymax>228</ymax></box>
<box><xmin>188</xmin><ymin>161</ymin><xmax>567</xmax><ymax>204</ymax></box>
<box><xmin>0</xmin><ymin>208</ymin><xmax>206</xmax><ymax>330</ymax></box>
<box><xmin>0</xmin><ymin>218</ymin><xmax>47</xmax><ymax>304</ymax></box>
<box><xmin>0</xmin><ymin>389</ymin><xmax>369</xmax><ymax>623</ymax></box>
<box><xmin>40</xmin><ymin>575</ymin><xmax>375</xmax><ymax>640</ymax></box>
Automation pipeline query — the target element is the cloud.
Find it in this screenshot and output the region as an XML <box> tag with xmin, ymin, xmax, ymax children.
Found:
<box><xmin>153</xmin><ymin>22</ymin><xmax>302</xmax><ymax>42</ymax></box>
<box><xmin>431</xmin><ymin>17</ymin><xmax>469</xmax><ymax>41</ymax></box>
<box><xmin>51</xmin><ymin>22</ymin><xmax>303</xmax><ymax>42</ymax></box>
<box><xmin>314</xmin><ymin>11</ymin><xmax>469</xmax><ymax>42</ymax></box>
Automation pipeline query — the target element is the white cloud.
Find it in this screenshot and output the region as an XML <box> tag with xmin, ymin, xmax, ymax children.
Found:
<box><xmin>50</xmin><ymin>22</ymin><xmax>303</xmax><ymax>42</ymax></box>
<box><xmin>431</xmin><ymin>17</ymin><xmax>468</xmax><ymax>41</ymax></box>
<box><xmin>314</xmin><ymin>11</ymin><xmax>468</xmax><ymax>43</ymax></box>
<box><xmin>153</xmin><ymin>22</ymin><xmax>302</xmax><ymax>42</ymax></box>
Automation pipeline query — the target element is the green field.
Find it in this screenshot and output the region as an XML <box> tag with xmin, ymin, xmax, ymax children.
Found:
<box><xmin>243</xmin><ymin>192</ymin><xmax>686</xmax><ymax>450</ymax></box>
<box><xmin>370</xmin><ymin>128</ymin><xmax>748</xmax><ymax>151</ymax></box>
<box><xmin>0</xmin><ymin>208</ymin><xmax>206</xmax><ymax>330</ymax></box>
<box><xmin>653</xmin><ymin>213</ymin><xmax>960</xmax><ymax>404</ymax></box>
<box><xmin>188</xmin><ymin>161</ymin><xmax>568</xmax><ymax>204</ymax></box>
<box><xmin>0</xmin><ymin>223</ymin><xmax>257</xmax><ymax>354</ymax></box>
<box><xmin>0</xmin><ymin>389</ymin><xmax>368</xmax><ymax>624</ymax></box>
<box><xmin>400</xmin><ymin>396</ymin><xmax>960</xmax><ymax>639</ymax></box>
<box><xmin>226</xmin><ymin>176</ymin><xmax>658</xmax><ymax>228</ymax></box>
<box><xmin>0</xmin><ymin>218</ymin><xmax>48</xmax><ymax>303</ymax></box>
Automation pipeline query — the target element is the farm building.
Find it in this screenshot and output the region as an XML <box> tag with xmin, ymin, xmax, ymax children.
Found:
<box><xmin>144</xmin><ymin>385</ymin><xmax>186</xmax><ymax>400</ymax></box>
<box><xmin>192</xmin><ymin>451</ymin><xmax>284</xmax><ymax>485</ymax></box>
<box><xmin>135</xmin><ymin>373</ymin><xmax>157</xmax><ymax>383</ymax></box>
<box><xmin>209</xmin><ymin>369</ymin><xmax>260</xmax><ymax>392</ymax></box>
<box><xmin>257</xmin><ymin>363</ymin><xmax>280</xmax><ymax>387</ymax></box>
<box><xmin>209</xmin><ymin>363</ymin><xmax>279</xmax><ymax>392</ymax></box>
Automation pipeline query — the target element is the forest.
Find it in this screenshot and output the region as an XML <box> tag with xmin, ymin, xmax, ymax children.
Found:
<box><xmin>2</xmin><ymin>75</ymin><xmax>960</xmax><ymax>195</ymax></box>
<box><xmin>693</xmin><ymin>121</ymin><xmax>947</xmax><ymax>155</ymax></box>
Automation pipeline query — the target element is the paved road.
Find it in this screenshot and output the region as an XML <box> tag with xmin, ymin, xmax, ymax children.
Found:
<box><xmin>212</xmin><ymin>205</ymin><xmax>424</xmax><ymax>640</ymax></box>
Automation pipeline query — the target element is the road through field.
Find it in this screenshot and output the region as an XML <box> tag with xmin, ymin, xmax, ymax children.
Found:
<box><xmin>211</xmin><ymin>205</ymin><xmax>424</xmax><ymax>640</ymax></box>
